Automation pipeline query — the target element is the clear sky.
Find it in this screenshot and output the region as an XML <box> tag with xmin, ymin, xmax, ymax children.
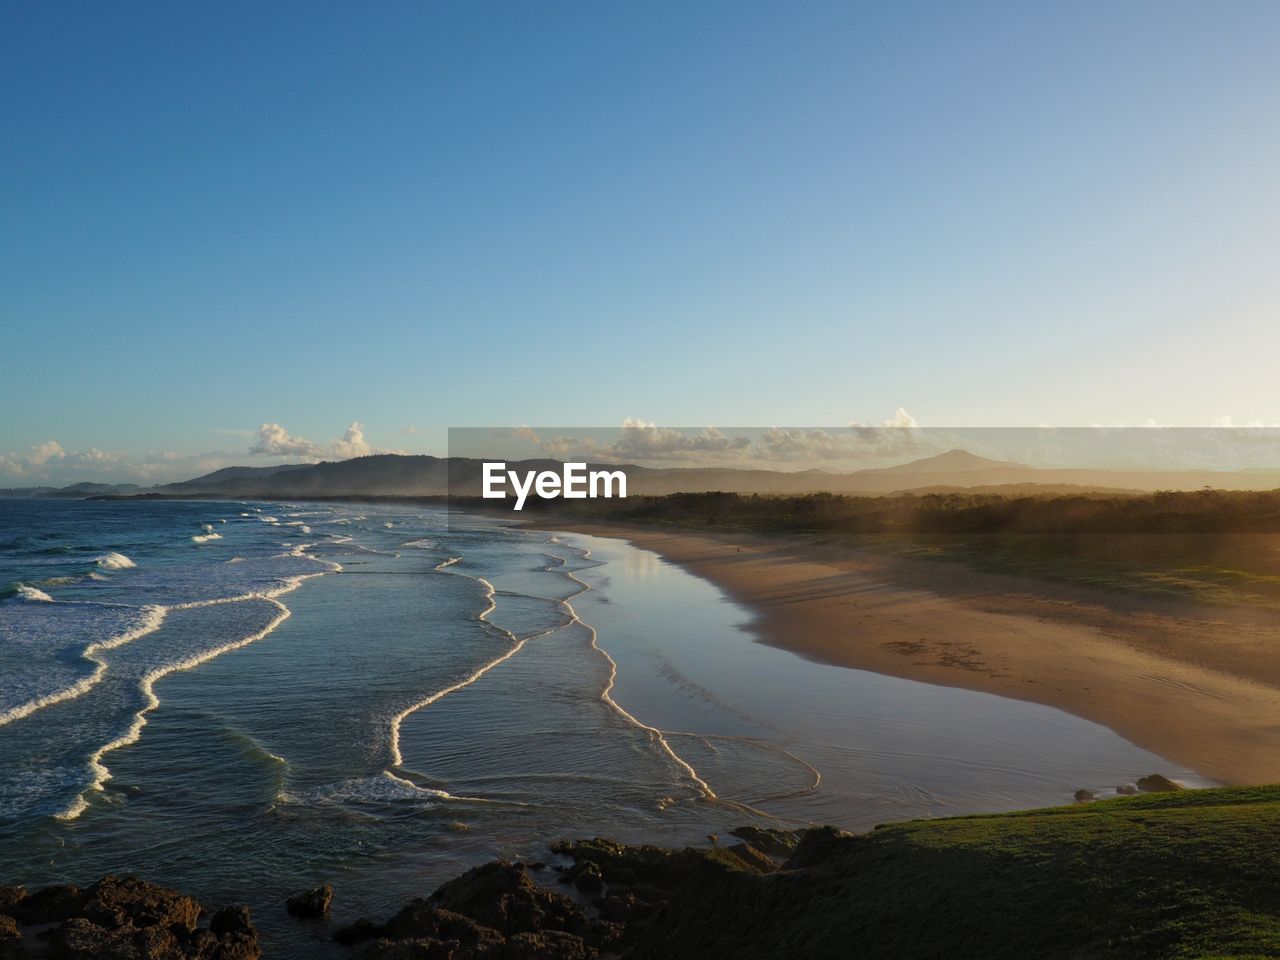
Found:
<box><xmin>3</xmin><ymin>1</ymin><xmax>1279</xmax><ymax>483</ymax></box>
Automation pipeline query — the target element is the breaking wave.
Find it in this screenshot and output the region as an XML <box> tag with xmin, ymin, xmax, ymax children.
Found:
<box><xmin>95</xmin><ymin>552</ymin><xmax>136</xmax><ymax>571</ymax></box>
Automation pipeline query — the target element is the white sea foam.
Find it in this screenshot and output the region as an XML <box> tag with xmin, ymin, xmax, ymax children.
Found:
<box><xmin>276</xmin><ymin>772</ymin><xmax>452</xmax><ymax>809</ymax></box>
<box><xmin>59</xmin><ymin>575</ymin><xmax>331</xmax><ymax>820</ymax></box>
<box><xmin>95</xmin><ymin>552</ymin><xmax>136</xmax><ymax>570</ymax></box>
<box><xmin>552</xmin><ymin>545</ymin><xmax>725</xmax><ymax>808</ymax></box>
<box><xmin>11</xmin><ymin>584</ymin><xmax>53</xmax><ymax>603</ymax></box>
<box><xmin>385</xmin><ymin>558</ymin><xmax>560</xmax><ymax>773</ymax></box>
<box><xmin>57</xmin><ymin>602</ymin><xmax>293</xmax><ymax>819</ymax></box>
<box><xmin>51</xmin><ymin>545</ymin><xmax>345</xmax><ymax>824</ymax></box>
<box><xmin>191</xmin><ymin>533</ymin><xmax>222</xmax><ymax>543</ymax></box>
<box><xmin>0</xmin><ymin>605</ymin><xmax>168</xmax><ymax>728</ymax></box>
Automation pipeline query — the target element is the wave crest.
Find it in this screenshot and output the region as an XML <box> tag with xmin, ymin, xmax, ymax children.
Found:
<box><xmin>95</xmin><ymin>552</ymin><xmax>136</xmax><ymax>570</ymax></box>
<box><xmin>10</xmin><ymin>584</ymin><xmax>54</xmax><ymax>602</ymax></box>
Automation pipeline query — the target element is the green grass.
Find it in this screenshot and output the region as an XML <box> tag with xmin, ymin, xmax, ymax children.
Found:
<box><xmin>629</xmin><ymin>786</ymin><xmax>1280</xmax><ymax>959</ymax></box>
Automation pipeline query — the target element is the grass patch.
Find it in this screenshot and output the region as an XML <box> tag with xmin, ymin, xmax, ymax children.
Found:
<box><xmin>631</xmin><ymin>786</ymin><xmax>1280</xmax><ymax>959</ymax></box>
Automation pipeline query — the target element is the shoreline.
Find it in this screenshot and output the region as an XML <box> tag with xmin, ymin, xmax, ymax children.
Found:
<box><xmin>528</xmin><ymin>519</ymin><xmax>1280</xmax><ymax>787</ymax></box>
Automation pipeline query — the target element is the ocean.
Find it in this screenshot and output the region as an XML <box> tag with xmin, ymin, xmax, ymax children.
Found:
<box><xmin>0</xmin><ymin>499</ymin><xmax>1204</xmax><ymax>956</ymax></box>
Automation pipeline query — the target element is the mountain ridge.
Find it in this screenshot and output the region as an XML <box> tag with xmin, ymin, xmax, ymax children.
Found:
<box><xmin>4</xmin><ymin>449</ymin><xmax>1280</xmax><ymax>499</ymax></box>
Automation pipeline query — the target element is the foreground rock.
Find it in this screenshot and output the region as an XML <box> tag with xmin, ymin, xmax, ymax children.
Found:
<box><xmin>336</xmin><ymin>831</ymin><xmax>803</xmax><ymax>960</ymax></box>
<box><xmin>334</xmin><ymin>860</ymin><xmax>623</xmax><ymax>959</ymax></box>
<box><xmin>1137</xmin><ymin>773</ymin><xmax>1183</xmax><ymax>793</ymax></box>
<box><xmin>285</xmin><ymin>884</ymin><xmax>333</xmax><ymax>919</ymax></box>
<box><xmin>0</xmin><ymin>876</ymin><xmax>258</xmax><ymax>959</ymax></box>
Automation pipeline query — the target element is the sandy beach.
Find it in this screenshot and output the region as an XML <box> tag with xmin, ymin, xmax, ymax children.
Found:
<box><xmin>532</xmin><ymin>520</ymin><xmax>1280</xmax><ymax>787</ymax></box>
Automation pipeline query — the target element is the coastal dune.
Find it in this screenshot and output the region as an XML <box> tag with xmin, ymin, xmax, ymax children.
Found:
<box><xmin>533</xmin><ymin>521</ymin><xmax>1280</xmax><ymax>787</ymax></box>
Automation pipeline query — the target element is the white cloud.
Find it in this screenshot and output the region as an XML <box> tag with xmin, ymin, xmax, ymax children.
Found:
<box><xmin>331</xmin><ymin>422</ymin><xmax>373</xmax><ymax>459</ymax></box>
<box><xmin>0</xmin><ymin>439</ymin><xmax>68</xmax><ymax>477</ymax></box>
<box><xmin>249</xmin><ymin>421</ymin><xmax>402</xmax><ymax>461</ymax></box>
<box><xmin>28</xmin><ymin>440</ymin><xmax>66</xmax><ymax>465</ymax></box>
<box><xmin>516</xmin><ymin>416</ymin><xmax>947</xmax><ymax>467</ymax></box>
<box><xmin>1</xmin><ymin>419</ymin><xmax>405</xmax><ymax>488</ymax></box>
<box><xmin>0</xmin><ymin>440</ymin><xmax>123</xmax><ymax>482</ymax></box>
<box><xmin>1213</xmin><ymin>416</ymin><xmax>1280</xmax><ymax>428</ymax></box>
<box><xmin>611</xmin><ymin>419</ymin><xmax>749</xmax><ymax>461</ymax></box>
<box><xmin>399</xmin><ymin>425</ymin><xmax>418</xmax><ymax>436</ymax></box>
<box><xmin>249</xmin><ymin>423</ymin><xmax>324</xmax><ymax>458</ymax></box>
<box><xmin>882</xmin><ymin>408</ymin><xmax>919</xmax><ymax>429</ymax></box>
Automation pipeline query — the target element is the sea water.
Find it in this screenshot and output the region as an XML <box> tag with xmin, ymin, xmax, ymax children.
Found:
<box><xmin>0</xmin><ymin>499</ymin><xmax>1204</xmax><ymax>957</ymax></box>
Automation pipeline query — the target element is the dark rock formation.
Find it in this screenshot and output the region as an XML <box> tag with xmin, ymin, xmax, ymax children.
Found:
<box><xmin>0</xmin><ymin>888</ymin><xmax>25</xmax><ymax>918</ymax></box>
<box><xmin>429</xmin><ymin>861</ymin><xmax>587</xmax><ymax>938</ymax></box>
<box><xmin>1116</xmin><ymin>784</ymin><xmax>1139</xmax><ymax>795</ymax></box>
<box><xmin>503</xmin><ymin>930</ymin><xmax>597</xmax><ymax>959</ymax></box>
<box><xmin>777</xmin><ymin>825</ymin><xmax>849</xmax><ymax>870</ymax></box>
<box><xmin>728</xmin><ymin>826</ymin><xmax>800</xmax><ymax>860</ymax></box>
<box><xmin>341</xmin><ymin>828</ymin><xmax>806</xmax><ymax>959</ymax></box>
<box><xmin>333</xmin><ymin>917</ymin><xmax>382</xmax><ymax>945</ymax></box>
<box><xmin>80</xmin><ymin>875</ymin><xmax>204</xmax><ymax>931</ymax></box>
<box><xmin>0</xmin><ymin>914</ymin><xmax>20</xmax><ymax>955</ymax></box>
<box><xmin>335</xmin><ymin>861</ymin><xmax>611</xmax><ymax>959</ymax></box>
<box><xmin>0</xmin><ymin>876</ymin><xmax>258</xmax><ymax>960</ymax></box>
<box><xmin>1073</xmin><ymin>789</ymin><xmax>1096</xmax><ymax>803</ymax></box>
<box><xmin>1137</xmin><ymin>774</ymin><xmax>1182</xmax><ymax>793</ymax></box>
<box><xmin>724</xmin><ymin>842</ymin><xmax>778</xmax><ymax>872</ymax></box>
<box><xmin>14</xmin><ymin>883</ymin><xmax>85</xmax><ymax>924</ymax></box>
<box><xmin>285</xmin><ymin>884</ymin><xmax>333</xmax><ymax>919</ymax></box>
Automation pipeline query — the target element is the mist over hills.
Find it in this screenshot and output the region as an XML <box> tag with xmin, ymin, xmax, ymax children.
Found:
<box><xmin>4</xmin><ymin>449</ymin><xmax>1280</xmax><ymax>500</ymax></box>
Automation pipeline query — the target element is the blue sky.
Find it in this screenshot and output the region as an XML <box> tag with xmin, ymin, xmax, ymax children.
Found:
<box><xmin>2</xmin><ymin>1</ymin><xmax>1279</xmax><ymax>483</ymax></box>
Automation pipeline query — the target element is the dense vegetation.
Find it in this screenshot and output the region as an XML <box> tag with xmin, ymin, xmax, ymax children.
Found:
<box><xmin>512</xmin><ymin>487</ymin><xmax>1280</xmax><ymax>535</ymax></box>
<box><xmin>500</xmin><ymin>489</ymin><xmax>1280</xmax><ymax>608</ymax></box>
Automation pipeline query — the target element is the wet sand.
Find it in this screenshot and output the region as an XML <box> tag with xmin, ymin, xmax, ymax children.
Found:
<box><xmin>529</xmin><ymin>520</ymin><xmax>1280</xmax><ymax>786</ymax></box>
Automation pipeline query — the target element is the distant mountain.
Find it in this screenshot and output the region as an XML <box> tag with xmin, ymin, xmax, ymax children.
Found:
<box><xmin>3</xmin><ymin>449</ymin><xmax>1279</xmax><ymax>501</ymax></box>
<box><xmin>179</xmin><ymin>464</ymin><xmax>312</xmax><ymax>486</ymax></box>
<box><xmin>0</xmin><ymin>481</ymin><xmax>142</xmax><ymax>499</ymax></box>
<box><xmin>861</xmin><ymin>449</ymin><xmax>1025</xmax><ymax>474</ymax></box>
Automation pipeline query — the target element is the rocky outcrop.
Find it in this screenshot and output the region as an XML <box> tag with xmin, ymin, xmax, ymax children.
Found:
<box><xmin>727</xmin><ymin>826</ymin><xmax>799</xmax><ymax>861</ymax></box>
<box><xmin>429</xmin><ymin>861</ymin><xmax>587</xmax><ymax>937</ymax></box>
<box><xmin>1137</xmin><ymin>774</ymin><xmax>1182</xmax><ymax>793</ymax></box>
<box><xmin>336</xmin><ymin>829</ymin><xmax>809</xmax><ymax>960</ymax></box>
<box><xmin>0</xmin><ymin>876</ymin><xmax>258</xmax><ymax>960</ymax></box>
<box><xmin>334</xmin><ymin>861</ymin><xmax>625</xmax><ymax>959</ymax></box>
<box><xmin>0</xmin><ymin>914</ymin><xmax>22</xmax><ymax>960</ymax></box>
<box><xmin>285</xmin><ymin>885</ymin><xmax>333</xmax><ymax>919</ymax></box>
<box><xmin>0</xmin><ymin>889</ymin><xmax>25</xmax><ymax>918</ymax></box>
